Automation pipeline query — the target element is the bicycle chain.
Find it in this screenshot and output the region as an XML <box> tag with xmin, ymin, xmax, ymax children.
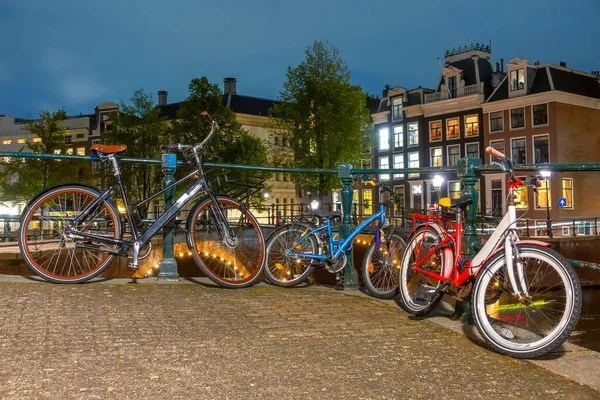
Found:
<box><xmin>456</xmin><ymin>281</ymin><xmax>473</xmax><ymax>300</ymax></box>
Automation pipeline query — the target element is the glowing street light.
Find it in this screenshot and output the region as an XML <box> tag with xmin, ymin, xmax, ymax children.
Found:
<box><xmin>310</xmin><ymin>200</ymin><xmax>319</xmax><ymax>210</ymax></box>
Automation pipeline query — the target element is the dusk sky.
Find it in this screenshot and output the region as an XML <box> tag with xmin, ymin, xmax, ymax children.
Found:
<box><xmin>1</xmin><ymin>0</ymin><xmax>598</xmax><ymax>118</ymax></box>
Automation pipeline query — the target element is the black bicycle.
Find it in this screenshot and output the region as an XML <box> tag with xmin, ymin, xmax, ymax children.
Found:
<box><xmin>17</xmin><ymin>112</ymin><xmax>265</xmax><ymax>288</ymax></box>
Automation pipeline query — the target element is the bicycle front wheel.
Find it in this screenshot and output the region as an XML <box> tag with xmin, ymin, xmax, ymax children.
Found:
<box><xmin>362</xmin><ymin>230</ymin><xmax>406</xmax><ymax>299</ymax></box>
<box><xmin>472</xmin><ymin>244</ymin><xmax>582</xmax><ymax>358</ymax></box>
<box><xmin>398</xmin><ymin>227</ymin><xmax>447</xmax><ymax>315</ymax></box>
<box><xmin>187</xmin><ymin>195</ymin><xmax>265</xmax><ymax>288</ymax></box>
<box><xmin>264</xmin><ymin>223</ymin><xmax>318</xmax><ymax>288</ymax></box>
<box><xmin>19</xmin><ymin>184</ymin><xmax>122</xmax><ymax>283</ymax></box>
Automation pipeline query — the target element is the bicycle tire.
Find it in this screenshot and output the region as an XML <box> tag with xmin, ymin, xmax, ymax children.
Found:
<box><xmin>362</xmin><ymin>229</ymin><xmax>406</xmax><ymax>299</ymax></box>
<box><xmin>471</xmin><ymin>244</ymin><xmax>582</xmax><ymax>358</ymax></box>
<box><xmin>19</xmin><ymin>184</ymin><xmax>122</xmax><ymax>283</ymax></box>
<box><xmin>397</xmin><ymin>227</ymin><xmax>447</xmax><ymax>315</ymax></box>
<box><xmin>187</xmin><ymin>195</ymin><xmax>265</xmax><ymax>288</ymax></box>
<box><xmin>264</xmin><ymin>223</ymin><xmax>319</xmax><ymax>287</ymax></box>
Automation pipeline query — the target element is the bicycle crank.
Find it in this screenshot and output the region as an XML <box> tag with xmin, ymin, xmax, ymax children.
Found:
<box><xmin>325</xmin><ymin>253</ymin><xmax>347</xmax><ymax>274</ymax></box>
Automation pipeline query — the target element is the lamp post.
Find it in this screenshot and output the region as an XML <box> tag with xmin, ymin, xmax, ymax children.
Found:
<box><xmin>432</xmin><ymin>175</ymin><xmax>444</xmax><ymax>211</ymax></box>
<box><xmin>541</xmin><ymin>170</ymin><xmax>552</xmax><ymax>238</ymax></box>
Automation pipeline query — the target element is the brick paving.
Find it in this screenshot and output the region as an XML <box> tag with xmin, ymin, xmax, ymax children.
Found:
<box><xmin>0</xmin><ymin>277</ymin><xmax>598</xmax><ymax>399</ymax></box>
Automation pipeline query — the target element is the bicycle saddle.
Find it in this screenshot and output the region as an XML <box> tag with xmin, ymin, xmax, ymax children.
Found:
<box><xmin>91</xmin><ymin>144</ymin><xmax>127</xmax><ymax>156</ymax></box>
<box><xmin>438</xmin><ymin>196</ymin><xmax>473</xmax><ymax>210</ymax></box>
<box><xmin>313</xmin><ymin>209</ymin><xmax>342</xmax><ymax>220</ymax></box>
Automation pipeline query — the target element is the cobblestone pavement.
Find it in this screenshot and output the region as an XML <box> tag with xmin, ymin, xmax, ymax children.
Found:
<box><xmin>0</xmin><ymin>277</ymin><xmax>598</xmax><ymax>399</ymax></box>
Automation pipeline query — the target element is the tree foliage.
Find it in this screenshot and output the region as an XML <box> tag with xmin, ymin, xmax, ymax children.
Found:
<box><xmin>0</xmin><ymin>109</ymin><xmax>91</xmax><ymax>203</ymax></box>
<box><xmin>268</xmin><ymin>40</ymin><xmax>372</xmax><ymax>199</ymax></box>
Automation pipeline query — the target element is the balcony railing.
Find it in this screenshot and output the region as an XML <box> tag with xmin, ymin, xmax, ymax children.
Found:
<box><xmin>424</xmin><ymin>82</ymin><xmax>484</xmax><ymax>104</ymax></box>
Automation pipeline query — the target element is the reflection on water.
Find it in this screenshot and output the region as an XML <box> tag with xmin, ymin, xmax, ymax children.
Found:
<box><xmin>569</xmin><ymin>287</ymin><xmax>600</xmax><ymax>352</ymax></box>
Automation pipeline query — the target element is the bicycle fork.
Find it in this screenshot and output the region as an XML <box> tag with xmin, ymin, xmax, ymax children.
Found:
<box><xmin>504</xmin><ymin>234</ymin><xmax>531</xmax><ymax>302</ymax></box>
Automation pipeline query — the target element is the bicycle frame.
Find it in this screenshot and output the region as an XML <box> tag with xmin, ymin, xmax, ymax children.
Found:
<box><xmin>288</xmin><ymin>205</ymin><xmax>387</xmax><ymax>262</ymax></box>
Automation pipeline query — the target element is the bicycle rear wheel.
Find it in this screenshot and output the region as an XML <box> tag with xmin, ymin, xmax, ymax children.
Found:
<box><xmin>472</xmin><ymin>244</ymin><xmax>582</xmax><ymax>358</ymax></box>
<box><xmin>19</xmin><ymin>184</ymin><xmax>121</xmax><ymax>283</ymax></box>
<box><xmin>362</xmin><ymin>230</ymin><xmax>406</xmax><ymax>299</ymax></box>
<box><xmin>187</xmin><ymin>195</ymin><xmax>265</xmax><ymax>288</ymax></box>
<box><xmin>264</xmin><ymin>223</ymin><xmax>318</xmax><ymax>287</ymax></box>
<box><xmin>398</xmin><ymin>227</ymin><xmax>447</xmax><ymax>315</ymax></box>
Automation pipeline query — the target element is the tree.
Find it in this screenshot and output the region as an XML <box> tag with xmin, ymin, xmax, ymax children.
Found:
<box><xmin>0</xmin><ymin>109</ymin><xmax>90</xmax><ymax>202</ymax></box>
<box><xmin>103</xmin><ymin>88</ymin><xmax>169</xmax><ymax>214</ymax></box>
<box><xmin>171</xmin><ymin>77</ymin><xmax>270</xmax><ymax>207</ymax></box>
<box><xmin>268</xmin><ymin>40</ymin><xmax>372</xmax><ymax>201</ymax></box>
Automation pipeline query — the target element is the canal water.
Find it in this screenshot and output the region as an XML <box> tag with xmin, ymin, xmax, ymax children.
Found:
<box><xmin>569</xmin><ymin>287</ymin><xmax>600</xmax><ymax>352</ymax></box>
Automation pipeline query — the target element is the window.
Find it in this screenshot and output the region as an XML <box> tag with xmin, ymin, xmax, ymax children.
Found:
<box><xmin>393</xmin><ymin>185</ymin><xmax>405</xmax><ymax>215</ymax></box>
<box><xmin>33</xmin><ymin>138</ymin><xmax>42</xmax><ymax>143</ymax></box>
<box><xmin>490</xmin><ymin>111</ymin><xmax>504</xmax><ymax>132</ymax></box>
<box><xmin>511</xmin><ymin>138</ymin><xmax>526</xmax><ymax>164</ymax></box>
<box><xmin>533</xmin><ymin>104</ymin><xmax>548</xmax><ymax>126</ymax></box>
<box><xmin>379</xmin><ymin>156</ymin><xmax>390</xmax><ymax>181</ymax></box>
<box><xmin>430</xmin><ymin>147</ymin><xmax>443</xmax><ymax>167</ymax></box>
<box><xmin>408</xmin><ymin>122</ymin><xmax>419</xmax><ymax>146</ymax></box>
<box><xmin>448</xmin><ymin>76</ymin><xmax>457</xmax><ymax>98</ymax></box>
<box><xmin>378</xmin><ymin>128</ymin><xmax>389</xmax><ymax>151</ymax></box>
<box><xmin>66</xmin><ymin>148</ymin><xmax>74</xmax><ymax>155</ymax></box>
<box><xmin>393</xmin><ymin>126</ymin><xmax>403</xmax><ymax>149</ymax></box>
<box><xmin>54</xmin><ymin>149</ymin><xmax>61</xmax><ymax>154</ymax></box>
<box><xmin>76</xmin><ymin>147</ymin><xmax>85</xmax><ymax>156</ymax></box>
<box><xmin>510</xmin><ymin>68</ymin><xmax>525</xmax><ymax>91</ymax></box>
<box><xmin>489</xmin><ymin>140</ymin><xmax>505</xmax><ymax>163</ymax></box>
<box><xmin>511</xmin><ymin>108</ymin><xmax>525</xmax><ymax>129</ymax></box>
<box><xmin>446</xmin><ymin>118</ymin><xmax>460</xmax><ymax>139</ymax></box>
<box><xmin>363</xmin><ymin>189</ymin><xmax>373</xmax><ymax>215</ymax></box>
<box><xmin>562</xmin><ymin>178</ymin><xmax>573</xmax><ymax>209</ymax></box>
<box><xmin>515</xmin><ymin>176</ymin><xmax>528</xmax><ymax>209</ymax></box>
<box><xmin>2</xmin><ymin>140</ymin><xmax>11</xmax><ymax>145</ymax></box>
<box><xmin>466</xmin><ymin>143</ymin><xmax>479</xmax><ymax>158</ymax></box>
<box><xmin>76</xmin><ymin>133</ymin><xmax>84</xmax><ymax>139</ymax></box>
<box><xmin>411</xmin><ymin>183</ymin><xmax>423</xmax><ymax>209</ymax></box>
<box><xmin>536</xmin><ymin>179</ymin><xmax>551</xmax><ymax>209</ymax></box>
<box><xmin>17</xmin><ymin>139</ymin><xmax>26</xmax><ymax>144</ymax></box>
<box><xmin>392</xmin><ymin>97</ymin><xmax>403</xmax><ymax>121</ymax></box>
<box><xmin>533</xmin><ymin>135</ymin><xmax>549</xmax><ymax>163</ymax></box>
<box><xmin>429</xmin><ymin>121</ymin><xmax>442</xmax><ymax>141</ymax></box>
<box><xmin>92</xmin><ymin>139</ymin><xmax>101</xmax><ymax>145</ymax></box>
<box><xmin>448</xmin><ymin>145</ymin><xmax>460</xmax><ymax>166</ymax></box>
<box><xmin>408</xmin><ymin>152</ymin><xmax>419</xmax><ymax>178</ymax></box>
<box><xmin>465</xmin><ymin>115</ymin><xmax>479</xmax><ymax>137</ymax></box>
<box><xmin>448</xmin><ymin>181</ymin><xmax>461</xmax><ymax>199</ymax></box>
<box><xmin>393</xmin><ymin>154</ymin><xmax>404</xmax><ymax>179</ymax></box>
<box><xmin>65</xmin><ymin>135</ymin><xmax>72</xmax><ymax>144</ymax></box>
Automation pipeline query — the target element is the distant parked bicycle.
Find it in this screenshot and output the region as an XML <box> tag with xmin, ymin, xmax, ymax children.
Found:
<box><xmin>18</xmin><ymin>112</ymin><xmax>265</xmax><ymax>288</ymax></box>
<box><xmin>397</xmin><ymin>147</ymin><xmax>582</xmax><ymax>358</ymax></box>
<box><xmin>264</xmin><ymin>182</ymin><xmax>406</xmax><ymax>298</ymax></box>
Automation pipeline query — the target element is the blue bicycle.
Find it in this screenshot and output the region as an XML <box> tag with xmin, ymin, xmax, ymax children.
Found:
<box><xmin>264</xmin><ymin>204</ymin><xmax>406</xmax><ymax>298</ymax></box>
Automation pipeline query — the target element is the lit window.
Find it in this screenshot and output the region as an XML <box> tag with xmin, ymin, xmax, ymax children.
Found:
<box><xmin>33</xmin><ymin>138</ymin><xmax>42</xmax><ymax>143</ymax></box>
<box><xmin>536</xmin><ymin>179</ymin><xmax>551</xmax><ymax>209</ymax></box>
<box><xmin>511</xmin><ymin>108</ymin><xmax>525</xmax><ymax>129</ymax></box>
<box><xmin>465</xmin><ymin>115</ymin><xmax>478</xmax><ymax>137</ymax></box>
<box><xmin>430</xmin><ymin>147</ymin><xmax>443</xmax><ymax>167</ymax></box>
<box><xmin>408</xmin><ymin>152</ymin><xmax>419</xmax><ymax>178</ymax></box>
<box><xmin>511</xmin><ymin>138</ymin><xmax>526</xmax><ymax>164</ymax></box>
<box><xmin>515</xmin><ymin>176</ymin><xmax>528</xmax><ymax>209</ymax></box>
<box><xmin>363</xmin><ymin>189</ymin><xmax>372</xmax><ymax>215</ymax></box>
<box><xmin>66</xmin><ymin>148</ymin><xmax>74</xmax><ymax>155</ymax></box>
<box><xmin>408</xmin><ymin>122</ymin><xmax>419</xmax><ymax>146</ymax></box>
<box><xmin>17</xmin><ymin>139</ymin><xmax>26</xmax><ymax>144</ymax></box>
<box><xmin>393</xmin><ymin>126</ymin><xmax>403</xmax><ymax>149</ymax></box>
<box><xmin>448</xmin><ymin>145</ymin><xmax>460</xmax><ymax>166</ymax></box>
<box><xmin>379</xmin><ymin>156</ymin><xmax>390</xmax><ymax>181</ymax></box>
<box><xmin>490</xmin><ymin>111</ymin><xmax>504</xmax><ymax>132</ymax></box>
<box><xmin>562</xmin><ymin>178</ymin><xmax>573</xmax><ymax>208</ymax></box>
<box><xmin>54</xmin><ymin>149</ymin><xmax>61</xmax><ymax>154</ymax></box>
<box><xmin>510</xmin><ymin>69</ymin><xmax>525</xmax><ymax>91</ymax></box>
<box><xmin>533</xmin><ymin>104</ymin><xmax>548</xmax><ymax>126</ymax></box>
<box><xmin>77</xmin><ymin>148</ymin><xmax>85</xmax><ymax>156</ymax></box>
<box><xmin>393</xmin><ymin>154</ymin><xmax>404</xmax><ymax>179</ymax></box>
<box><xmin>2</xmin><ymin>140</ymin><xmax>11</xmax><ymax>145</ymax></box>
<box><xmin>446</xmin><ymin>118</ymin><xmax>460</xmax><ymax>139</ymax></box>
<box><xmin>379</xmin><ymin>128</ymin><xmax>389</xmax><ymax>151</ymax></box>
<box><xmin>429</xmin><ymin>121</ymin><xmax>441</xmax><ymax>141</ymax></box>
<box><xmin>448</xmin><ymin>181</ymin><xmax>461</xmax><ymax>199</ymax></box>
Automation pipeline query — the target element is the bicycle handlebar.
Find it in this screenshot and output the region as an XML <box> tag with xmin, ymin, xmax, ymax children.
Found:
<box><xmin>486</xmin><ymin>146</ymin><xmax>505</xmax><ymax>159</ymax></box>
<box><xmin>161</xmin><ymin>111</ymin><xmax>219</xmax><ymax>157</ymax></box>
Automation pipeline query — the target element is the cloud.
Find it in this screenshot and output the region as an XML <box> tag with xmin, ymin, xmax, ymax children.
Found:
<box><xmin>62</xmin><ymin>77</ymin><xmax>109</xmax><ymax>103</ymax></box>
<box><xmin>0</xmin><ymin>61</ymin><xmax>12</xmax><ymax>81</ymax></box>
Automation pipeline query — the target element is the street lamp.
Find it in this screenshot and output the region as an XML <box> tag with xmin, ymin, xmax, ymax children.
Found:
<box><xmin>431</xmin><ymin>175</ymin><xmax>444</xmax><ymax>210</ymax></box>
<box><xmin>540</xmin><ymin>170</ymin><xmax>552</xmax><ymax>238</ymax></box>
<box><xmin>310</xmin><ymin>199</ymin><xmax>319</xmax><ymax>210</ymax></box>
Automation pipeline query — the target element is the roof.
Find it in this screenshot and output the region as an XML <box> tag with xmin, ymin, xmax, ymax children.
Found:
<box><xmin>159</xmin><ymin>94</ymin><xmax>278</xmax><ymax>119</ymax></box>
<box><xmin>487</xmin><ymin>64</ymin><xmax>600</xmax><ymax>102</ymax></box>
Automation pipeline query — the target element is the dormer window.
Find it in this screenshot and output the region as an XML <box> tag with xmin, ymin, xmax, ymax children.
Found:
<box><xmin>392</xmin><ymin>97</ymin><xmax>403</xmax><ymax>120</ymax></box>
<box><xmin>448</xmin><ymin>76</ymin><xmax>457</xmax><ymax>98</ymax></box>
<box><xmin>510</xmin><ymin>69</ymin><xmax>525</xmax><ymax>91</ymax></box>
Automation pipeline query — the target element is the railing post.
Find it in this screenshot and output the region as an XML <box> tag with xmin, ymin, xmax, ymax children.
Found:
<box><xmin>158</xmin><ymin>153</ymin><xmax>179</xmax><ymax>281</ymax></box>
<box><xmin>457</xmin><ymin>157</ymin><xmax>482</xmax><ymax>256</ymax></box>
<box><xmin>526</xmin><ymin>218</ymin><xmax>530</xmax><ymax>238</ymax></box>
<box><xmin>338</xmin><ymin>163</ymin><xmax>357</xmax><ymax>290</ymax></box>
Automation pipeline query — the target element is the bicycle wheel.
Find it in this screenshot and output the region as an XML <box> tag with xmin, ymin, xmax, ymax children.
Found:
<box><xmin>264</xmin><ymin>223</ymin><xmax>319</xmax><ymax>288</ymax></box>
<box><xmin>471</xmin><ymin>244</ymin><xmax>582</xmax><ymax>358</ymax></box>
<box><xmin>187</xmin><ymin>195</ymin><xmax>265</xmax><ymax>288</ymax></box>
<box><xmin>19</xmin><ymin>184</ymin><xmax>122</xmax><ymax>283</ymax></box>
<box><xmin>398</xmin><ymin>227</ymin><xmax>447</xmax><ymax>315</ymax></box>
<box><xmin>362</xmin><ymin>230</ymin><xmax>406</xmax><ymax>299</ymax></box>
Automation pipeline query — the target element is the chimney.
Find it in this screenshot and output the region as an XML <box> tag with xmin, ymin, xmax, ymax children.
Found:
<box><xmin>224</xmin><ymin>78</ymin><xmax>237</xmax><ymax>95</ymax></box>
<box><xmin>158</xmin><ymin>90</ymin><xmax>168</xmax><ymax>106</ymax></box>
<box><xmin>383</xmin><ymin>84</ymin><xmax>390</xmax><ymax>98</ymax></box>
<box><xmin>500</xmin><ymin>58</ymin><xmax>504</xmax><ymax>72</ymax></box>
<box><xmin>559</xmin><ymin>61</ymin><xmax>567</xmax><ymax>67</ymax></box>
<box><xmin>495</xmin><ymin>62</ymin><xmax>500</xmax><ymax>72</ymax></box>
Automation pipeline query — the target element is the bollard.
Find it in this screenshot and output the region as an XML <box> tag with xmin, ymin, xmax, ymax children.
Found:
<box><xmin>158</xmin><ymin>152</ymin><xmax>179</xmax><ymax>281</ymax></box>
<box><xmin>338</xmin><ymin>163</ymin><xmax>357</xmax><ymax>289</ymax></box>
